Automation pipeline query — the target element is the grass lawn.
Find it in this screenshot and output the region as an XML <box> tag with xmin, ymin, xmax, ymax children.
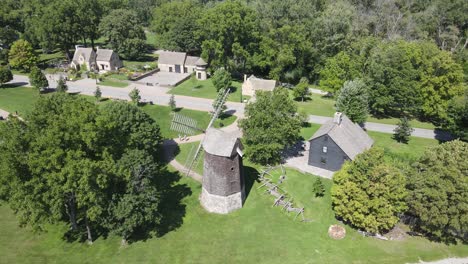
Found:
<box><xmin>300</xmin><ymin>123</ymin><xmax>322</xmax><ymax>140</ymax></box>
<box><xmin>368</xmin><ymin>130</ymin><xmax>439</xmax><ymax>162</ymax></box>
<box><xmin>0</xmin><ymin>86</ymin><xmax>38</xmax><ymax>115</ymax></box>
<box><xmin>175</xmin><ymin>141</ymin><xmax>205</xmax><ymax>175</ymax></box>
<box><xmin>106</xmin><ymin>74</ymin><xmax>128</xmax><ymax>81</ymax></box>
<box><xmin>170</xmin><ymin>79</ymin><xmax>246</xmax><ymax>103</ymax></box>
<box><xmin>4</xmin><ymin>164</ymin><xmax>464</xmax><ymax>264</ymax></box>
<box><xmin>139</xmin><ymin>105</ymin><xmax>236</xmax><ymax>139</ymax></box>
<box><xmin>98</xmin><ymin>79</ymin><xmax>129</xmax><ymax>88</ymax></box>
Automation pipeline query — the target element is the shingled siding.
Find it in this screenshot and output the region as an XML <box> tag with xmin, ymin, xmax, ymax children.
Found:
<box><xmin>203</xmin><ymin>152</ymin><xmax>244</xmax><ymax>197</ymax></box>
<box><xmin>308</xmin><ymin>135</ymin><xmax>349</xmax><ymax>171</ymax></box>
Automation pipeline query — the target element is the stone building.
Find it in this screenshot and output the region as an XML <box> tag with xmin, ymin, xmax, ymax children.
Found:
<box><xmin>200</xmin><ymin>128</ymin><xmax>245</xmax><ymax>214</ymax></box>
<box><xmin>70</xmin><ymin>46</ymin><xmax>122</xmax><ymax>72</ymax></box>
<box><xmin>308</xmin><ymin>112</ymin><xmax>374</xmax><ymax>171</ymax></box>
<box><xmin>241</xmin><ymin>75</ymin><xmax>277</xmax><ymax>97</ymax></box>
<box><xmin>157</xmin><ymin>51</ymin><xmax>207</xmax><ymax>80</ymax></box>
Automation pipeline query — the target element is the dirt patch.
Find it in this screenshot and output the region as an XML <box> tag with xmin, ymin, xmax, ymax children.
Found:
<box><xmin>328</xmin><ymin>224</ymin><xmax>346</xmax><ymax>240</ymax></box>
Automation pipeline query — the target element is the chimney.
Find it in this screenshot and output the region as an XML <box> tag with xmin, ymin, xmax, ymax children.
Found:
<box><xmin>333</xmin><ymin>112</ymin><xmax>342</xmax><ymax>125</ymax></box>
<box><xmin>244</xmin><ymin>74</ymin><xmax>247</xmax><ymax>82</ymax></box>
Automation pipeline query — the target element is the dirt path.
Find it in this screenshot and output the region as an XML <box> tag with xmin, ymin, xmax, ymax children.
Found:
<box><xmin>407</xmin><ymin>257</ymin><xmax>468</xmax><ymax>264</ymax></box>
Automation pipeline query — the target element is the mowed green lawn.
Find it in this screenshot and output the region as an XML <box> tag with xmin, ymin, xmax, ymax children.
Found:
<box><xmin>2</xmin><ymin>166</ymin><xmax>466</xmax><ymax>263</ymax></box>
<box><xmin>170</xmin><ymin>79</ymin><xmax>245</xmax><ymax>103</ymax></box>
<box><xmin>0</xmin><ymin>87</ymin><xmax>236</xmax><ymax>139</ymax></box>
<box><xmin>0</xmin><ymin>86</ymin><xmax>39</xmax><ymax>115</ymax></box>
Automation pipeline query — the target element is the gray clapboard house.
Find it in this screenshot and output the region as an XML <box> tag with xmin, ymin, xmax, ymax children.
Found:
<box><xmin>308</xmin><ymin>112</ymin><xmax>374</xmax><ymax>171</ymax></box>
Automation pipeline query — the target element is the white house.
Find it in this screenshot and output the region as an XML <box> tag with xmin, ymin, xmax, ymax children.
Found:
<box><xmin>70</xmin><ymin>46</ymin><xmax>122</xmax><ymax>72</ymax></box>
<box><xmin>157</xmin><ymin>51</ymin><xmax>207</xmax><ymax>80</ymax></box>
<box><xmin>241</xmin><ymin>75</ymin><xmax>277</xmax><ymax>96</ymax></box>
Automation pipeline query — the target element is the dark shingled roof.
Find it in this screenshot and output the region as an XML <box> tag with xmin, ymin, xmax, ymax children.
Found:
<box><xmin>203</xmin><ymin>128</ymin><xmax>241</xmax><ymax>157</ymax></box>
<box><xmin>309</xmin><ymin>113</ymin><xmax>374</xmax><ymax>160</ymax></box>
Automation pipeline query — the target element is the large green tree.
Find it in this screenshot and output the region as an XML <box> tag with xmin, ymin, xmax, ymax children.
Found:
<box><xmin>197</xmin><ymin>0</ymin><xmax>259</xmax><ymax>73</ymax></box>
<box><xmin>151</xmin><ymin>1</ymin><xmax>202</xmax><ymax>53</ymax></box>
<box><xmin>99</xmin><ymin>9</ymin><xmax>146</xmax><ymax>60</ymax></box>
<box><xmin>319</xmin><ymin>51</ymin><xmax>361</xmax><ymax>94</ymax></box>
<box><xmin>335</xmin><ymin>79</ymin><xmax>369</xmax><ymax>124</ymax></box>
<box><xmin>331</xmin><ymin>148</ymin><xmax>408</xmax><ymax>233</ymax></box>
<box><xmin>239</xmin><ymin>87</ymin><xmax>302</xmax><ymax>165</ymax></box>
<box><xmin>407</xmin><ymin>140</ymin><xmax>468</xmax><ymax>242</ymax></box>
<box><xmin>0</xmin><ymin>94</ymin><xmax>164</xmax><ymax>242</ymax></box>
<box><xmin>8</xmin><ymin>39</ymin><xmax>37</xmax><ymax>71</ymax></box>
<box><xmin>28</xmin><ymin>66</ymin><xmax>48</xmax><ymax>91</ymax></box>
<box><xmin>444</xmin><ymin>89</ymin><xmax>468</xmax><ymax>141</ymax></box>
<box><xmin>211</xmin><ymin>68</ymin><xmax>232</xmax><ymax>92</ymax></box>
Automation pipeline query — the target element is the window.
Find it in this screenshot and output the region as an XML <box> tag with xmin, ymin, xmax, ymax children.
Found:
<box><xmin>169</xmin><ymin>67</ymin><xmax>173</xmax><ymax>72</ymax></box>
<box><xmin>184</xmin><ymin>67</ymin><xmax>188</xmax><ymax>73</ymax></box>
<box><xmin>320</xmin><ymin>157</ymin><xmax>327</xmax><ymax>164</ymax></box>
<box><xmin>322</xmin><ymin>146</ymin><xmax>327</xmax><ymax>153</ymax></box>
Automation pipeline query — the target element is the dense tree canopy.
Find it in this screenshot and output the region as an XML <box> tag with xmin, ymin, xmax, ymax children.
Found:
<box><xmin>331</xmin><ymin>148</ymin><xmax>408</xmax><ymax>234</ymax></box>
<box><xmin>99</xmin><ymin>9</ymin><xmax>146</xmax><ymax>59</ymax></box>
<box><xmin>239</xmin><ymin>88</ymin><xmax>302</xmax><ymax>165</ymax></box>
<box><xmin>0</xmin><ymin>94</ymin><xmax>166</xmax><ymax>242</ymax></box>
<box><xmin>335</xmin><ymin>79</ymin><xmax>369</xmax><ymax>124</ymax></box>
<box><xmin>407</xmin><ymin>140</ymin><xmax>468</xmax><ymax>243</ymax></box>
<box><xmin>8</xmin><ymin>39</ymin><xmax>37</xmax><ymax>71</ymax></box>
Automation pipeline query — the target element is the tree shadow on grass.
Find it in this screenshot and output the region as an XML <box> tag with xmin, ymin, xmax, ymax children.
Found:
<box><xmin>1</xmin><ymin>82</ymin><xmax>28</xmax><ymax>88</ymax></box>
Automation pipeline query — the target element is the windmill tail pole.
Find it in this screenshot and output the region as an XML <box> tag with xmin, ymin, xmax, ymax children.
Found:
<box><xmin>185</xmin><ymin>88</ymin><xmax>230</xmax><ymax>177</ymax></box>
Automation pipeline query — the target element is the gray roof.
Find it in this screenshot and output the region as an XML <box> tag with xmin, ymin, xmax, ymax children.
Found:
<box><xmin>158</xmin><ymin>51</ymin><xmax>187</xmax><ymax>65</ymax></box>
<box><xmin>309</xmin><ymin>114</ymin><xmax>374</xmax><ymax>160</ymax></box>
<box><xmin>96</xmin><ymin>49</ymin><xmax>115</xmax><ymax>62</ymax></box>
<box><xmin>195</xmin><ymin>57</ymin><xmax>207</xmax><ymax>66</ymax></box>
<box><xmin>185</xmin><ymin>56</ymin><xmax>199</xmax><ymax>66</ymax></box>
<box><xmin>203</xmin><ymin>128</ymin><xmax>241</xmax><ymax>157</ymax></box>
<box><xmin>248</xmin><ymin>75</ymin><xmax>276</xmax><ymax>91</ymax></box>
<box><xmin>72</xmin><ymin>48</ymin><xmax>95</xmax><ymax>63</ymax></box>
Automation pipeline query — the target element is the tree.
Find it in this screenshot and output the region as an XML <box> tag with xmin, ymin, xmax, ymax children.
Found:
<box><xmin>0</xmin><ymin>66</ymin><xmax>13</xmax><ymax>87</ymax></box>
<box><xmin>292</xmin><ymin>77</ymin><xmax>310</xmax><ymax>102</ymax></box>
<box><xmin>99</xmin><ymin>9</ymin><xmax>146</xmax><ymax>60</ymax></box>
<box><xmin>444</xmin><ymin>90</ymin><xmax>468</xmax><ymax>141</ymax></box>
<box><xmin>331</xmin><ymin>148</ymin><xmax>408</xmax><ymax>234</ymax></box>
<box><xmin>197</xmin><ymin>1</ymin><xmax>259</xmax><ymax>73</ymax></box>
<box><xmin>94</xmin><ymin>86</ymin><xmax>102</xmax><ymax>101</ymax></box>
<box><xmin>239</xmin><ymin>88</ymin><xmax>302</xmax><ymax>165</ymax></box>
<box><xmin>319</xmin><ymin>51</ymin><xmax>362</xmax><ymax>94</ymax></box>
<box><xmin>119</xmin><ymin>38</ymin><xmax>147</xmax><ymax>60</ymax></box>
<box><xmin>211</xmin><ymin>68</ymin><xmax>232</xmax><ymax>92</ymax></box>
<box><xmin>212</xmin><ymin>88</ymin><xmax>227</xmax><ymax>114</ymax></box>
<box><xmin>0</xmin><ymin>94</ymin><xmax>165</xmax><ymax>242</ymax></box>
<box><xmin>151</xmin><ymin>1</ymin><xmax>202</xmax><ymax>53</ymax></box>
<box><xmin>393</xmin><ymin>117</ymin><xmax>414</xmax><ymax>144</ymax></box>
<box><xmin>407</xmin><ymin>140</ymin><xmax>468</xmax><ymax>242</ymax></box>
<box><xmin>169</xmin><ymin>93</ymin><xmax>176</xmax><ymax>111</ymax></box>
<box><xmin>55</xmin><ymin>77</ymin><xmax>67</xmax><ymax>93</ymax></box>
<box><xmin>129</xmin><ymin>87</ymin><xmax>141</xmax><ymax>105</ymax></box>
<box><xmin>336</xmin><ymin>79</ymin><xmax>369</xmax><ymax>124</ymax></box>
<box><xmin>8</xmin><ymin>39</ymin><xmax>37</xmax><ymax>71</ymax></box>
<box><xmin>28</xmin><ymin>67</ymin><xmax>48</xmax><ymax>91</ymax></box>
<box><xmin>312</xmin><ymin>177</ymin><xmax>325</xmax><ymax>197</ymax></box>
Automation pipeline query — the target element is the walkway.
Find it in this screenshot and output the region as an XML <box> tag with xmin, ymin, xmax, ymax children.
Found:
<box><xmin>407</xmin><ymin>257</ymin><xmax>468</xmax><ymax>264</ymax></box>
<box><xmin>8</xmin><ymin>74</ymin><xmax>450</xmax><ymax>140</ymax></box>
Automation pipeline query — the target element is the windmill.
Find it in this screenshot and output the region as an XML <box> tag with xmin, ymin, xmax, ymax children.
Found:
<box><xmin>170</xmin><ymin>88</ymin><xmax>231</xmax><ymax>176</ymax></box>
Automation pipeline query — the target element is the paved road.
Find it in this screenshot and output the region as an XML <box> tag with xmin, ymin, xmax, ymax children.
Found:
<box><xmin>8</xmin><ymin>75</ymin><xmax>450</xmax><ymax>140</ymax></box>
<box><xmin>307</xmin><ymin>116</ymin><xmax>452</xmax><ymax>141</ymax></box>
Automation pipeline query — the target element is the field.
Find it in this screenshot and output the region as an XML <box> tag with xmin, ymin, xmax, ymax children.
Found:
<box><xmin>0</xmin><ymin>87</ymin><xmax>236</xmax><ymax>139</ymax></box>
<box><xmin>170</xmin><ymin>79</ymin><xmax>246</xmax><ymax>103</ymax></box>
<box><xmin>1</xmin><ymin>166</ymin><xmax>466</xmax><ymax>264</ymax></box>
<box><xmin>98</xmin><ymin>78</ymin><xmax>129</xmax><ymax>88</ymax></box>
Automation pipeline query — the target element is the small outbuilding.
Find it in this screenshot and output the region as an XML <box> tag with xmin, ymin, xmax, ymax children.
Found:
<box><xmin>157</xmin><ymin>51</ymin><xmax>207</xmax><ymax>80</ymax></box>
<box><xmin>308</xmin><ymin>112</ymin><xmax>374</xmax><ymax>171</ymax></box>
<box><xmin>200</xmin><ymin>128</ymin><xmax>245</xmax><ymax>214</ymax></box>
<box><xmin>241</xmin><ymin>75</ymin><xmax>277</xmax><ymax>97</ymax></box>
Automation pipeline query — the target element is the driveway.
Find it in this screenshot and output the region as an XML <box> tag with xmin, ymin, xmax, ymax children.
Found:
<box><xmin>134</xmin><ymin>72</ymin><xmax>190</xmax><ymax>87</ymax></box>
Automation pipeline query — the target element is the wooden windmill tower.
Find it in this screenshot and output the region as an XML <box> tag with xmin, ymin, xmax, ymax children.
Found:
<box><xmin>170</xmin><ymin>88</ymin><xmax>245</xmax><ymax>214</ymax></box>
